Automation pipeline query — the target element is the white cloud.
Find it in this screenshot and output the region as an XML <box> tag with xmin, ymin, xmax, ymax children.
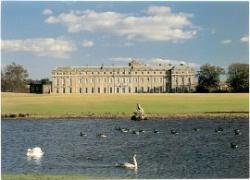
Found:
<box><xmin>240</xmin><ymin>36</ymin><xmax>249</xmax><ymax>42</ymax></box>
<box><xmin>147</xmin><ymin>58</ymin><xmax>200</xmax><ymax>69</ymax></box>
<box><xmin>109</xmin><ymin>57</ymin><xmax>200</xmax><ymax>69</ymax></box>
<box><xmin>42</xmin><ymin>9</ymin><xmax>53</xmax><ymax>15</ymax></box>
<box><xmin>109</xmin><ymin>57</ymin><xmax>133</xmax><ymax>62</ymax></box>
<box><xmin>81</xmin><ymin>40</ymin><xmax>94</xmax><ymax>47</ymax></box>
<box><xmin>45</xmin><ymin>6</ymin><xmax>199</xmax><ymax>42</ymax></box>
<box><xmin>221</xmin><ymin>39</ymin><xmax>232</xmax><ymax>44</ymax></box>
<box><xmin>1</xmin><ymin>38</ymin><xmax>76</xmax><ymax>59</ymax></box>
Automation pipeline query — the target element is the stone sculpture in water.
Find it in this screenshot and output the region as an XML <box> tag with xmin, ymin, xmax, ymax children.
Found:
<box><xmin>131</xmin><ymin>103</ymin><xmax>147</xmax><ymax>121</ymax></box>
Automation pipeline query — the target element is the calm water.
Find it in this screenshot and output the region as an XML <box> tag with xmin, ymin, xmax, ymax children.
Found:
<box><xmin>2</xmin><ymin>119</ymin><xmax>249</xmax><ymax>178</ymax></box>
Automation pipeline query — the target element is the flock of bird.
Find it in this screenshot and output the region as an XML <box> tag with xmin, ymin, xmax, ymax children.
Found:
<box><xmin>26</xmin><ymin>126</ymin><xmax>242</xmax><ymax>170</ymax></box>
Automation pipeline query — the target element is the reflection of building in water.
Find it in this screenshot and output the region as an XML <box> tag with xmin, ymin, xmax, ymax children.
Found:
<box><xmin>52</xmin><ymin>60</ymin><xmax>196</xmax><ymax>94</ymax></box>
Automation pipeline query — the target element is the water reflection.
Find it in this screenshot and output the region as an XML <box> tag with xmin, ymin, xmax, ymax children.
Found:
<box><xmin>27</xmin><ymin>156</ymin><xmax>43</xmax><ymax>165</ymax></box>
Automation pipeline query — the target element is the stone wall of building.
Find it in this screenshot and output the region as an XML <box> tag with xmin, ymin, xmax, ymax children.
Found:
<box><xmin>52</xmin><ymin>60</ymin><xmax>196</xmax><ymax>94</ymax></box>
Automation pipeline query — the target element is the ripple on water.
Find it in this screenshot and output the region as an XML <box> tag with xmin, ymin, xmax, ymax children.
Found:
<box><xmin>1</xmin><ymin>119</ymin><xmax>249</xmax><ymax>178</ymax></box>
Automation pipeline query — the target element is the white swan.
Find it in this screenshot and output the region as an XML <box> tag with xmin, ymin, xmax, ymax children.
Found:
<box><xmin>120</xmin><ymin>154</ymin><xmax>138</xmax><ymax>170</ymax></box>
<box><xmin>26</xmin><ymin>147</ymin><xmax>44</xmax><ymax>159</ymax></box>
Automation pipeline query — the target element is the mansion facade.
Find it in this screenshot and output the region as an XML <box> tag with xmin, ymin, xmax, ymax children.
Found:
<box><xmin>51</xmin><ymin>60</ymin><xmax>196</xmax><ymax>94</ymax></box>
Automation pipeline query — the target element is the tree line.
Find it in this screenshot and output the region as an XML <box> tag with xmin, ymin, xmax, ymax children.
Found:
<box><xmin>1</xmin><ymin>62</ymin><xmax>249</xmax><ymax>93</ymax></box>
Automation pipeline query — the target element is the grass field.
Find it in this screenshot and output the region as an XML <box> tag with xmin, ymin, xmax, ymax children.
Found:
<box><xmin>1</xmin><ymin>93</ymin><xmax>249</xmax><ymax>118</ymax></box>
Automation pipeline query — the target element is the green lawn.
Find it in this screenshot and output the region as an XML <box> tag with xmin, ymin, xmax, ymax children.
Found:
<box><xmin>1</xmin><ymin>93</ymin><xmax>248</xmax><ymax>118</ymax></box>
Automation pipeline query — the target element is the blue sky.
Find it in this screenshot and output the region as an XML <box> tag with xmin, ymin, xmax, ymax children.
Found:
<box><xmin>1</xmin><ymin>1</ymin><xmax>249</xmax><ymax>79</ymax></box>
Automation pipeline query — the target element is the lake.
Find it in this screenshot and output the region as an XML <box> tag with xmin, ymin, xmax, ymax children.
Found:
<box><xmin>2</xmin><ymin>119</ymin><xmax>249</xmax><ymax>178</ymax></box>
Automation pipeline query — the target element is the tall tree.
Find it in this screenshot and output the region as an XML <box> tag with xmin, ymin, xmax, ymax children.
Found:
<box><xmin>1</xmin><ymin>62</ymin><xmax>29</xmax><ymax>92</ymax></box>
<box><xmin>196</xmin><ymin>64</ymin><xmax>225</xmax><ymax>92</ymax></box>
<box><xmin>227</xmin><ymin>63</ymin><xmax>249</xmax><ymax>92</ymax></box>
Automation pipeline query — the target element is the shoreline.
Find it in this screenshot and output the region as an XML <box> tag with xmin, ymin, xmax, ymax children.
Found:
<box><xmin>2</xmin><ymin>112</ymin><xmax>249</xmax><ymax>121</ymax></box>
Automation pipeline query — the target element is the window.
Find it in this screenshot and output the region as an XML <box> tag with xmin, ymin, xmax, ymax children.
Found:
<box><xmin>104</xmin><ymin>87</ymin><xmax>106</xmax><ymax>93</ymax></box>
<box><xmin>92</xmin><ymin>88</ymin><xmax>94</xmax><ymax>93</ymax></box>
<box><xmin>129</xmin><ymin>87</ymin><xmax>131</xmax><ymax>93</ymax></box>
<box><xmin>86</xmin><ymin>88</ymin><xmax>88</xmax><ymax>93</ymax></box>
<box><xmin>98</xmin><ymin>87</ymin><xmax>100</xmax><ymax>93</ymax></box>
<box><xmin>122</xmin><ymin>88</ymin><xmax>125</xmax><ymax>93</ymax></box>
<box><xmin>110</xmin><ymin>87</ymin><xmax>112</xmax><ymax>93</ymax></box>
<box><xmin>117</xmin><ymin>87</ymin><xmax>119</xmax><ymax>93</ymax></box>
<box><xmin>79</xmin><ymin>88</ymin><xmax>82</xmax><ymax>93</ymax></box>
<box><xmin>147</xmin><ymin>87</ymin><xmax>150</xmax><ymax>92</ymax></box>
<box><xmin>70</xmin><ymin>88</ymin><xmax>72</xmax><ymax>93</ymax></box>
<box><xmin>141</xmin><ymin>87</ymin><xmax>144</xmax><ymax>92</ymax></box>
<box><xmin>63</xmin><ymin>88</ymin><xmax>65</xmax><ymax>93</ymax></box>
<box><xmin>135</xmin><ymin>87</ymin><xmax>138</xmax><ymax>93</ymax></box>
<box><xmin>148</xmin><ymin>78</ymin><xmax>150</xmax><ymax>82</ymax></box>
<box><xmin>188</xmin><ymin>77</ymin><xmax>191</xmax><ymax>83</ymax></box>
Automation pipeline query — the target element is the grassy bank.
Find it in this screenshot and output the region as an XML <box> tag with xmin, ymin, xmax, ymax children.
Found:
<box><xmin>1</xmin><ymin>174</ymin><xmax>107</xmax><ymax>180</ymax></box>
<box><xmin>1</xmin><ymin>93</ymin><xmax>249</xmax><ymax>119</ymax></box>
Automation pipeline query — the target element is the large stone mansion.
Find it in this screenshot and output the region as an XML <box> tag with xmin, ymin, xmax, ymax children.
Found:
<box><xmin>51</xmin><ymin>60</ymin><xmax>196</xmax><ymax>94</ymax></box>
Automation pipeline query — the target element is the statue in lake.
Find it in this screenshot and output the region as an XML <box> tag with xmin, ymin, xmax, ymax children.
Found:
<box><xmin>131</xmin><ymin>103</ymin><xmax>147</xmax><ymax>121</ymax></box>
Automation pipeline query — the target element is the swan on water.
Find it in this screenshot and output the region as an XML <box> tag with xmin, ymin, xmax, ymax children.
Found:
<box><xmin>26</xmin><ymin>147</ymin><xmax>44</xmax><ymax>159</ymax></box>
<box><xmin>119</xmin><ymin>154</ymin><xmax>138</xmax><ymax>170</ymax></box>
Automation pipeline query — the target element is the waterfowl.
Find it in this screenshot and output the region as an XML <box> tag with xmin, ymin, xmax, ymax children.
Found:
<box><xmin>132</xmin><ymin>131</ymin><xmax>140</xmax><ymax>135</ymax></box>
<box><xmin>80</xmin><ymin>132</ymin><xmax>87</xmax><ymax>137</ymax></box>
<box><xmin>171</xmin><ymin>130</ymin><xmax>179</xmax><ymax>135</ymax></box>
<box><xmin>230</xmin><ymin>143</ymin><xmax>238</xmax><ymax>149</ymax></box>
<box><xmin>121</xmin><ymin>128</ymin><xmax>129</xmax><ymax>133</ymax></box>
<box><xmin>26</xmin><ymin>147</ymin><xmax>44</xmax><ymax>159</ymax></box>
<box><xmin>215</xmin><ymin>127</ymin><xmax>223</xmax><ymax>133</ymax></box>
<box><xmin>97</xmin><ymin>133</ymin><xmax>107</xmax><ymax>138</ymax></box>
<box><xmin>193</xmin><ymin>128</ymin><xmax>200</xmax><ymax>132</ymax></box>
<box><xmin>154</xmin><ymin>129</ymin><xmax>160</xmax><ymax>134</ymax></box>
<box><xmin>139</xmin><ymin>129</ymin><xmax>145</xmax><ymax>133</ymax></box>
<box><xmin>119</xmin><ymin>154</ymin><xmax>138</xmax><ymax>170</ymax></box>
<box><xmin>234</xmin><ymin>129</ymin><xmax>241</xmax><ymax>135</ymax></box>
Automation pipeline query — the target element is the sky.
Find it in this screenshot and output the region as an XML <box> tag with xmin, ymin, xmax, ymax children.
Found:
<box><xmin>1</xmin><ymin>1</ymin><xmax>249</xmax><ymax>79</ymax></box>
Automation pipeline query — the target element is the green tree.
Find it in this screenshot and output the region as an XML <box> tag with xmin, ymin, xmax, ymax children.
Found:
<box><xmin>197</xmin><ymin>64</ymin><xmax>225</xmax><ymax>92</ymax></box>
<box><xmin>227</xmin><ymin>63</ymin><xmax>249</xmax><ymax>92</ymax></box>
<box><xmin>1</xmin><ymin>62</ymin><xmax>29</xmax><ymax>92</ymax></box>
<box><xmin>41</xmin><ymin>78</ymin><xmax>51</xmax><ymax>84</ymax></box>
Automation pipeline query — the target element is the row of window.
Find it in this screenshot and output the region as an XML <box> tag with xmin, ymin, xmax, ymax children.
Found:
<box><xmin>175</xmin><ymin>77</ymin><xmax>192</xmax><ymax>84</ymax></box>
<box><xmin>55</xmin><ymin>77</ymin><xmax>165</xmax><ymax>85</ymax></box>
<box><xmin>55</xmin><ymin>71</ymin><xmax>165</xmax><ymax>76</ymax></box>
<box><xmin>56</xmin><ymin>86</ymin><xmax>164</xmax><ymax>94</ymax></box>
